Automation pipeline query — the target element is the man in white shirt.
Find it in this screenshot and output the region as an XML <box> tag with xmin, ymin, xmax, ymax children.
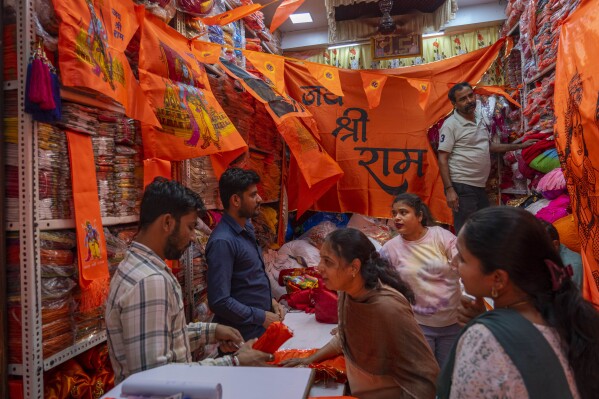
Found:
<box><xmin>437</xmin><ymin>82</ymin><xmax>537</xmax><ymax>232</ymax></box>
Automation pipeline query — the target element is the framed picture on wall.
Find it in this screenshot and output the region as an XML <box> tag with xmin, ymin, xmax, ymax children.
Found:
<box><xmin>371</xmin><ymin>34</ymin><xmax>423</xmax><ymax>60</ymax></box>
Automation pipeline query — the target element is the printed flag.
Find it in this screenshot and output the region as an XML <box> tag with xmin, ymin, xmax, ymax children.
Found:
<box><xmin>305</xmin><ymin>62</ymin><xmax>344</xmax><ymax>97</ymax></box>
<box><xmin>52</xmin><ymin>0</ymin><xmax>159</xmax><ymax>127</ymax></box>
<box><xmin>270</xmin><ymin>0</ymin><xmax>306</xmax><ymax>33</ymax></box>
<box><xmin>406</xmin><ymin>77</ymin><xmax>431</xmax><ymax>110</ymax></box>
<box><xmin>243</xmin><ymin>50</ymin><xmax>287</xmax><ymax>94</ymax></box>
<box><xmin>554</xmin><ymin>0</ymin><xmax>599</xmax><ymax>307</ymax></box>
<box><xmin>360</xmin><ymin>72</ymin><xmax>388</xmax><ymax>109</ymax></box>
<box><xmin>196</xmin><ymin>3</ymin><xmax>264</xmax><ymax>26</ymax></box>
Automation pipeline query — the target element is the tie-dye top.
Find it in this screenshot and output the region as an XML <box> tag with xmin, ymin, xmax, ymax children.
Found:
<box><xmin>380</xmin><ymin>226</ymin><xmax>460</xmax><ymax>327</ymax></box>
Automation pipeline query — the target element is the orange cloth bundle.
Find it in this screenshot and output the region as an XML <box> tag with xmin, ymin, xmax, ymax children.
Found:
<box><xmin>273</xmin><ymin>349</ymin><xmax>347</xmax><ymax>383</ymax></box>
<box><xmin>253</xmin><ymin>321</ymin><xmax>293</xmax><ymax>354</ymax></box>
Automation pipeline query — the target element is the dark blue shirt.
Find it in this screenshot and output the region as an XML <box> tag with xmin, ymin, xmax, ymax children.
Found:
<box><xmin>206</xmin><ymin>213</ymin><xmax>272</xmax><ymax>340</ymax></box>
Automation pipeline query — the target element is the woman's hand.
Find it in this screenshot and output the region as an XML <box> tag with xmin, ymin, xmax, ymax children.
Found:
<box><xmin>279</xmin><ymin>356</ymin><xmax>313</xmax><ymax>368</ymax></box>
<box><xmin>236</xmin><ymin>339</ymin><xmax>273</xmax><ymax>366</ymax></box>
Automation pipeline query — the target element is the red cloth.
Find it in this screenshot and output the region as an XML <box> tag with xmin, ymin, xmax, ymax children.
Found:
<box><xmin>521</xmin><ymin>133</ymin><xmax>554</xmax><ymax>164</ymax></box>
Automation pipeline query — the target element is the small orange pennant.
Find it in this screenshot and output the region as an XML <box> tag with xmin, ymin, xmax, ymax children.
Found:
<box><xmin>360</xmin><ymin>71</ymin><xmax>387</xmax><ymax>109</ymax></box>
<box><xmin>243</xmin><ymin>50</ymin><xmax>287</xmax><ymax>94</ymax></box>
<box><xmin>196</xmin><ymin>3</ymin><xmax>264</xmax><ymax>26</ymax></box>
<box><xmin>270</xmin><ymin>0</ymin><xmax>305</xmax><ymax>33</ymax></box>
<box><xmin>474</xmin><ymin>85</ymin><xmax>521</xmax><ymax>108</ymax></box>
<box><xmin>193</xmin><ymin>40</ymin><xmax>222</xmax><ymax>64</ymax></box>
<box><xmin>406</xmin><ymin>77</ymin><xmax>431</xmax><ymax>110</ymax></box>
<box><xmin>305</xmin><ymin>62</ymin><xmax>344</xmax><ymax>97</ymax></box>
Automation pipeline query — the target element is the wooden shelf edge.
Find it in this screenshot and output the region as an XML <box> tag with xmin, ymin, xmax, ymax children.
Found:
<box><xmin>37</xmin><ymin>215</ymin><xmax>139</xmax><ymax>231</ymax></box>
<box><xmin>524</xmin><ymin>62</ymin><xmax>556</xmax><ymax>85</ymax></box>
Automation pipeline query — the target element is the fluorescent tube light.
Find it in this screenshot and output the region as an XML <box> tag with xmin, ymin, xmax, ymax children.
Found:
<box><xmin>289</xmin><ymin>13</ymin><xmax>313</xmax><ymax>24</ymax></box>
<box><xmin>327</xmin><ymin>43</ymin><xmax>359</xmax><ymax>50</ymax></box>
<box><xmin>422</xmin><ymin>31</ymin><xmax>445</xmax><ymax>38</ymax></box>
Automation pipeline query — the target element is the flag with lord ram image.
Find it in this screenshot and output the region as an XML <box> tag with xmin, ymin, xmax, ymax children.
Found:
<box><xmin>138</xmin><ymin>12</ymin><xmax>247</xmax><ymax>176</ymax></box>
<box><xmin>283</xmin><ymin>38</ymin><xmax>508</xmax><ymax>223</ymax></box>
<box><xmin>52</xmin><ymin>0</ymin><xmax>160</xmax><ymax>127</ymax></box>
<box><xmin>554</xmin><ymin>0</ymin><xmax>599</xmax><ymax>307</ymax></box>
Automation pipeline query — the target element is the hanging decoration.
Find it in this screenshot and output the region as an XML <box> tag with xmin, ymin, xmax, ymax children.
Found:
<box><xmin>359</xmin><ymin>71</ymin><xmax>388</xmax><ymax>109</ymax></box>
<box><xmin>138</xmin><ymin>12</ymin><xmax>247</xmax><ymax>175</ymax></box>
<box><xmin>554</xmin><ymin>0</ymin><xmax>599</xmax><ymax>307</ymax></box>
<box><xmin>270</xmin><ymin>0</ymin><xmax>306</xmax><ymax>33</ymax></box>
<box><xmin>52</xmin><ymin>0</ymin><xmax>160</xmax><ymax>127</ymax></box>
<box><xmin>24</xmin><ymin>39</ymin><xmax>62</xmax><ymax>122</ymax></box>
<box><xmin>243</xmin><ymin>50</ymin><xmax>287</xmax><ymax>95</ymax></box>
<box><xmin>305</xmin><ymin>62</ymin><xmax>344</xmax><ymax>97</ymax></box>
<box><xmin>194</xmin><ymin>2</ymin><xmax>268</xmax><ymax>26</ymax></box>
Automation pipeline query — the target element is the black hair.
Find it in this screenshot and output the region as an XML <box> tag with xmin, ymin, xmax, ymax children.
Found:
<box><xmin>448</xmin><ymin>82</ymin><xmax>473</xmax><ymax>103</ymax></box>
<box><xmin>325</xmin><ymin>228</ymin><xmax>414</xmax><ymax>303</ymax></box>
<box><xmin>462</xmin><ymin>207</ymin><xmax>599</xmax><ymax>399</ymax></box>
<box><xmin>392</xmin><ymin>193</ymin><xmax>437</xmax><ymax>227</ymax></box>
<box><xmin>139</xmin><ymin>177</ymin><xmax>205</xmax><ymax>231</ymax></box>
<box><xmin>218</xmin><ymin>167</ymin><xmax>260</xmax><ymax>210</ymax></box>
<box><xmin>540</xmin><ymin>219</ymin><xmax>560</xmax><ymax>242</ymax></box>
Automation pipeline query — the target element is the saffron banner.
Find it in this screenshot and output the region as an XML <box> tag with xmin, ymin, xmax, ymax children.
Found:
<box><xmin>243</xmin><ymin>50</ymin><xmax>287</xmax><ymax>94</ymax></box>
<box><xmin>270</xmin><ymin>0</ymin><xmax>306</xmax><ymax>33</ymax></box>
<box><xmin>554</xmin><ymin>0</ymin><xmax>599</xmax><ymax>306</ymax></box>
<box><xmin>305</xmin><ymin>62</ymin><xmax>344</xmax><ymax>97</ymax></box>
<box><xmin>283</xmin><ymin>39</ymin><xmax>507</xmax><ymax>223</ymax></box>
<box><xmin>360</xmin><ymin>72</ymin><xmax>388</xmax><ymax>109</ymax></box>
<box><xmin>196</xmin><ymin>3</ymin><xmax>265</xmax><ymax>26</ymax></box>
<box><xmin>139</xmin><ymin>13</ymin><xmax>247</xmax><ymax>172</ymax></box>
<box><xmin>52</xmin><ymin>0</ymin><xmax>159</xmax><ymax>127</ymax></box>
<box><xmin>66</xmin><ymin>131</ymin><xmax>110</xmax><ymax>312</ymax></box>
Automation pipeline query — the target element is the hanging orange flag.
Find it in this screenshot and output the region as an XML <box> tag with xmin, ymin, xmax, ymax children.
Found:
<box><xmin>405</xmin><ymin>77</ymin><xmax>431</xmax><ymax>110</ymax></box>
<box><xmin>243</xmin><ymin>50</ymin><xmax>287</xmax><ymax>94</ymax></box>
<box><xmin>193</xmin><ymin>40</ymin><xmax>222</xmax><ymax>64</ymax></box>
<box><xmin>196</xmin><ymin>3</ymin><xmax>264</xmax><ymax>26</ymax></box>
<box><xmin>66</xmin><ymin>131</ymin><xmax>110</xmax><ymax>312</ymax></box>
<box><xmin>305</xmin><ymin>62</ymin><xmax>344</xmax><ymax>97</ymax></box>
<box><xmin>52</xmin><ymin>0</ymin><xmax>159</xmax><ymax>127</ymax></box>
<box><xmin>138</xmin><ymin>12</ymin><xmax>247</xmax><ymax>170</ymax></box>
<box><xmin>474</xmin><ymin>85</ymin><xmax>521</xmax><ymax>108</ymax></box>
<box><xmin>360</xmin><ymin>72</ymin><xmax>388</xmax><ymax>109</ymax></box>
<box><xmin>554</xmin><ymin>0</ymin><xmax>599</xmax><ymax>307</ymax></box>
<box><xmin>143</xmin><ymin>158</ymin><xmax>172</xmax><ymax>188</ymax></box>
<box><xmin>270</xmin><ymin>0</ymin><xmax>306</xmax><ymax>33</ymax></box>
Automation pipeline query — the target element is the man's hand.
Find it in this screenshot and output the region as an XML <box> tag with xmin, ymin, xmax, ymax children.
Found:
<box><xmin>457</xmin><ymin>295</ymin><xmax>486</xmax><ymax>326</ymax></box>
<box><xmin>262</xmin><ymin>311</ymin><xmax>280</xmax><ymax>328</ymax></box>
<box><xmin>236</xmin><ymin>338</ymin><xmax>273</xmax><ymax>366</ymax></box>
<box><xmin>272</xmin><ymin>299</ymin><xmax>286</xmax><ymax>322</ymax></box>
<box><xmin>446</xmin><ymin>187</ymin><xmax>459</xmax><ymax>212</ymax></box>
<box><xmin>215</xmin><ymin>324</ymin><xmax>244</xmax><ymax>353</ymax></box>
<box><xmin>519</xmin><ymin>139</ymin><xmax>539</xmax><ymax>149</ymax></box>
<box><xmin>279</xmin><ymin>356</ymin><xmax>312</xmax><ymax>368</ymax></box>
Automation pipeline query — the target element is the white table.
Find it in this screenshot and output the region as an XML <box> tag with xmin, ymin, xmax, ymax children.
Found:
<box><xmin>101</xmin><ymin>312</ymin><xmax>344</xmax><ymax>398</ymax></box>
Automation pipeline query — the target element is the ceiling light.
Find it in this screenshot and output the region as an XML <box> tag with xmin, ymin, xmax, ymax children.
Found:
<box><xmin>289</xmin><ymin>13</ymin><xmax>313</xmax><ymax>24</ymax></box>
<box><xmin>327</xmin><ymin>43</ymin><xmax>359</xmax><ymax>50</ymax></box>
<box><xmin>422</xmin><ymin>31</ymin><xmax>445</xmax><ymax>38</ymax></box>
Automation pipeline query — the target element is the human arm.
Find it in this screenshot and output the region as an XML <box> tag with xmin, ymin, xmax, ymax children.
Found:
<box><xmin>187</xmin><ymin>323</ymin><xmax>244</xmax><ymax>353</ymax></box>
<box><xmin>272</xmin><ymin>298</ymin><xmax>286</xmax><ymax>322</ymax></box>
<box><xmin>438</xmin><ymin>151</ymin><xmax>459</xmax><ymax>212</ymax></box>
<box><xmin>279</xmin><ymin>334</ymin><xmax>343</xmax><ymax>367</ymax></box>
<box><xmin>489</xmin><ymin>139</ymin><xmax>539</xmax><ymax>153</ymax></box>
<box><xmin>206</xmin><ymin>238</ymin><xmax>266</xmax><ymax>327</ymax></box>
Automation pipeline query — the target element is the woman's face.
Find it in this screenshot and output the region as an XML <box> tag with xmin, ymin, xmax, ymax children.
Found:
<box><xmin>455</xmin><ymin>231</ymin><xmax>494</xmax><ymax>298</ymax></box>
<box><xmin>391</xmin><ymin>201</ymin><xmax>423</xmax><ymax>236</ymax></box>
<box><xmin>317</xmin><ymin>241</ymin><xmax>354</xmax><ymax>292</ymax></box>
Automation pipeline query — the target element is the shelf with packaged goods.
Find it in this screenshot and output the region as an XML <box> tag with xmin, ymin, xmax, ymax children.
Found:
<box><xmin>9</xmin><ymin>330</ymin><xmax>107</xmax><ymax>375</ymax></box>
<box><xmin>3</xmin><ymin>79</ymin><xmax>18</xmax><ymax>90</ymax></box>
<box><xmin>6</xmin><ymin>215</ymin><xmax>139</xmax><ymax>232</ymax></box>
<box><xmin>524</xmin><ymin>62</ymin><xmax>556</xmax><ymax>85</ymax></box>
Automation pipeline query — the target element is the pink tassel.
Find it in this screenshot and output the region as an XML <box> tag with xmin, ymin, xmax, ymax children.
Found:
<box><xmin>39</xmin><ymin>62</ymin><xmax>56</xmax><ymax>111</ymax></box>
<box><xmin>27</xmin><ymin>58</ymin><xmax>45</xmax><ymax>103</ymax></box>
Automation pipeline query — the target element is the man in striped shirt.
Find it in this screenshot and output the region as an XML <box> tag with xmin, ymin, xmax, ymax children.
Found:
<box><xmin>106</xmin><ymin>178</ymin><xmax>271</xmax><ymax>383</ymax></box>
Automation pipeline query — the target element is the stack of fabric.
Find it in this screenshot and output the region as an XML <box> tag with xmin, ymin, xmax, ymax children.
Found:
<box><xmin>38</xmin><ymin>123</ymin><xmax>73</xmax><ymax>220</ymax></box>
<box><xmin>207</xmin><ymin>74</ymin><xmax>254</xmax><ymax>143</ymax></box>
<box><xmin>4</xmin><ymin>90</ymin><xmax>18</xmax><ymax>222</ymax></box>
<box><xmin>501</xmin><ymin>0</ymin><xmax>526</xmax><ymax>35</ymax></box>
<box><xmin>3</xmin><ymin>22</ymin><xmax>17</xmax><ymax>80</ymax></box>
<box><xmin>103</xmin><ymin>227</ymin><xmax>128</xmax><ymax>277</ymax></box>
<box><xmin>92</xmin><ymin>134</ymin><xmax>116</xmax><ymax>217</ymax></box>
<box><xmin>189</xmin><ymin>156</ymin><xmax>222</xmax><ymax>209</ymax></box>
<box><xmin>59</xmin><ymin>102</ymin><xmax>99</xmax><ymax>134</ymax></box>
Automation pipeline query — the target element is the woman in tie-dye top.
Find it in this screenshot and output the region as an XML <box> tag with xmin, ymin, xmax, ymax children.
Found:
<box><xmin>380</xmin><ymin>193</ymin><xmax>460</xmax><ymax>367</ymax></box>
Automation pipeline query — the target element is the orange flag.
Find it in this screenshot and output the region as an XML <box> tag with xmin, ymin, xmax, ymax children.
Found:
<box><xmin>554</xmin><ymin>0</ymin><xmax>599</xmax><ymax>307</ymax></box>
<box><xmin>474</xmin><ymin>85</ymin><xmax>521</xmax><ymax>108</ymax></box>
<box><xmin>405</xmin><ymin>77</ymin><xmax>431</xmax><ymax>110</ymax></box>
<box><xmin>270</xmin><ymin>0</ymin><xmax>306</xmax><ymax>33</ymax></box>
<box><xmin>243</xmin><ymin>50</ymin><xmax>287</xmax><ymax>94</ymax></box>
<box><xmin>143</xmin><ymin>158</ymin><xmax>172</xmax><ymax>188</ymax></box>
<box><xmin>360</xmin><ymin>72</ymin><xmax>388</xmax><ymax>109</ymax></box>
<box><xmin>52</xmin><ymin>0</ymin><xmax>159</xmax><ymax>127</ymax></box>
<box><xmin>277</xmin><ymin>117</ymin><xmax>344</xmax><ymax>217</ymax></box>
<box><xmin>283</xmin><ymin>39</ymin><xmax>507</xmax><ymax>222</ymax></box>
<box><xmin>196</xmin><ymin>3</ymin><xmax>264</xmax><ymax>26</ymax></box>
<box><xmin>139</xmin><ymin>12</ymin><xmax>247</xmax><ymax>170</ymax></box>
<box><xmin>193</xmin><ymin>40</ymin><xmax>222</xmax><ymax>64</ymax></box>
<box><xmin>305</xmin><ymin>62</ymin><xmax>344</xmax><ymax>97</ymax></box>
<box><xmin>66</xmin><ymin>131</ymin><xmax>110</xmax><ymax>312</ymax></box>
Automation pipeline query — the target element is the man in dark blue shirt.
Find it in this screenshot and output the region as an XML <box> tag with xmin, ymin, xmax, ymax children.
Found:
<box><xmin>206</xmin><ymin>168</ymin><xmax>286</xmax><ymax>341</ymax></box>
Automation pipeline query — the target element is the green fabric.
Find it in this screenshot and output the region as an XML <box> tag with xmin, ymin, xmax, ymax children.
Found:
<box><xmin>529</xmin><ymin>150</ymin><xmax>561</xmax><ymax>173</ymax></box>
<box><xmin>437</xmin><ymin>309</ymin><xmax>573</xmax><ymax>399</ymax></box>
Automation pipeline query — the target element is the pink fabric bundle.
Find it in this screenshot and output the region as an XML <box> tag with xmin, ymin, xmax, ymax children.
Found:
<box><xmin>535</xmin><ymin>194</ymin><xmax>571</xmax><ymax>223</ymax></box>
<box><xmin>536</xmin><ymin>168</ymin><xmax>566</xmax><ymax>199</ymax></box>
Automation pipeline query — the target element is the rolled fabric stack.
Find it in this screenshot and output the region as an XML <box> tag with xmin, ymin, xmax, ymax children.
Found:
<box><xmin>189</xmin><ymin>156</ymin><xmax>222</xmax><ymax>209</ymax></box>
<box><xmin>208</xmin><ymin>74</ymin><xmax>254</xmax><ymax>143</ymax></box>
<box><xmin>501</xmin><ymin>0</ymin><xmax>526</xmax><ymax>35</ymax></box>
<box><xmin>59</xmin><ymin>102</ymin><xmax>99</xmax><ymax>134</ymax></box>
<box><xmin>92</xmin><ymin>135</ymin><xmax>116</xmax><ymax>217</ymax></box>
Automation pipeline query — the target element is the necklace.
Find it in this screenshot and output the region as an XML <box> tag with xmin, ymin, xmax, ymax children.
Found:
<box><xmin>502</xmin><ymin>299</ymin><xmax>530</xmax><ymax>309</ymax></box>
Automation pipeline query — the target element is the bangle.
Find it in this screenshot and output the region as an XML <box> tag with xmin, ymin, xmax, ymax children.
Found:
<box><xmin>231</xmin><ymin>355</ymin><xmax>239</xmax><ymax>366</ymax></box>
<box><xmin>444</xmin><ymin>185</ymin><xmax>453</xmax><ymax>193</ymax></box>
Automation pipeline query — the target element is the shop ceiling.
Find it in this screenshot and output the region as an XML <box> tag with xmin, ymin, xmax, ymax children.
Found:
<box><xmin>256</xmin><ymin>0</ymin><xmax>501</xmax><ymax>33</ymax></box>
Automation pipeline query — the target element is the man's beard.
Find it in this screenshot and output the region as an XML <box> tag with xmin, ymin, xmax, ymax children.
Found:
<box><xmin>164</xmin><ymin>230</ymin><xmax>190</xmax><ymax>260</ymax></box>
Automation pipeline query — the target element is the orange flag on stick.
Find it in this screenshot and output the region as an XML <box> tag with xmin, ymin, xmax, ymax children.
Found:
<box><xmin>554</xmin><ymin>0</ymin><xmax>599</xmax><ymax>307</ymax></box>
<box><xmin>360</xmin><ymin>72</ymin><xmax>388</xmax><ymax>109</ymax></box>
<box><xmin>243</xmin><ymin>50</ymin><xmax>287</xmax><ymax>94</ymax></box>
<box><xmin>139</xmin><ymin>13</ymin><xmax>247</xmax><ymax>170</ymax></box>
<box><xmin>196</xmin><ymin>3</ymin><xmax>264</xmax><ymax>26</ymax></box>
<box><xmin>52</xmin><ymin>0</ymin><xmax>159</xmax><ymax>127</ymax></box>
<box><xmin>193</xmin><ymin>40</ymin><xmax>222</xmax><ymax>64</ymax></box>
<box><xmin>270</xmin><ymin>0</ymin><xmax>306</xmax><ymax>33</ymax></box>
<box><xmin>66</xmin><ymin>131</ymin><xmax>110</xmax><ymax>312</ymax></box>
<box><xmin>405</xmin><ymin>77</ymin><xmax>431</xmax><ymax>110</ymax></box>
<box><xmin>305</xmin><ymin>62</ymin><xmax>344</xmax><ymax>97</ymax></box>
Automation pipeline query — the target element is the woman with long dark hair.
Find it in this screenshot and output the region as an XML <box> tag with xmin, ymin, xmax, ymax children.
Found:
<box><xmin>438</xmin><ymin>207</ymin><xmax>599</xmax><ymax>398</ymax></box>
<box><xmin>282</xmin><ymin>228</ymin><xmax>439</xmax><ymax>399</ymax></box>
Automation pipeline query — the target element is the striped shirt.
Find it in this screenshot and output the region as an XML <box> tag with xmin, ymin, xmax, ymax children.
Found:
<box><xmin>105</xmin><ymin>241</ymin><xmax>232</xmax><ymax>383</ymax></box>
